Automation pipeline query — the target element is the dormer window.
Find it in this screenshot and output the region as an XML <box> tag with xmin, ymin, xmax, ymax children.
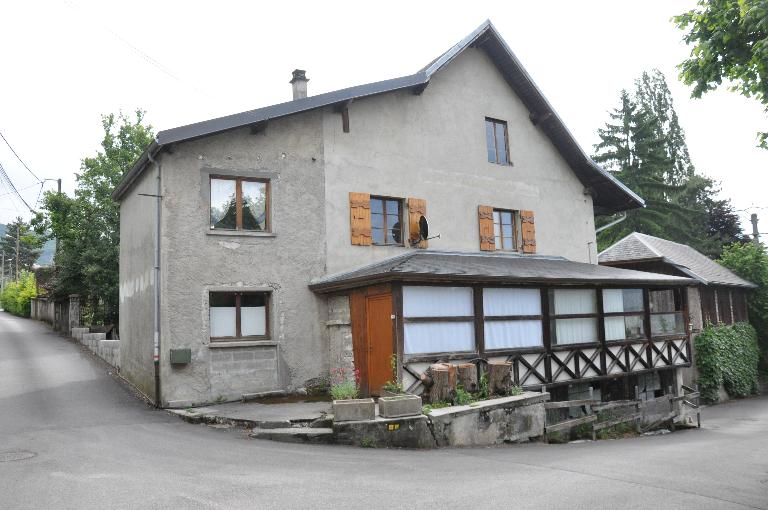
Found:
<box><xmin>485</xmin><ymin>117</ymin><xmax>509</xmax><ymax>165</ymax></box>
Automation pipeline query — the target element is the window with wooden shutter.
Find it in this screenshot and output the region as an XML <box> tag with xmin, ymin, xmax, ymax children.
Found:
<box><xmin>349</xmin><ymin>192</ymin><xmax>372</xmax><ymax>246</ymax></box>
<box><xmin>520</xmin><ymin>210</ymin><xmax>536</xmax><ymax>253</ymax></box>
<box><xmin>408</xmin><ymin>198</ymin><xmax>427</xmax><ymax>249</ymax></box>
<box><xmin>478</xmin><ymin>205</ymin><xmax>495</xmax><ymax>251</ymax></box>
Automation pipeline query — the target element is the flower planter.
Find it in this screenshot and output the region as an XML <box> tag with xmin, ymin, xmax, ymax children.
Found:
<box><xmin>379</xmin><ymin>388</ymin><xmax>404</xmax><ymax>398</ymax></box>
<box><xmin>378</xmin><ymin>394</ymin><xmax>423</xmax><ymax>418</ymax></box>
<box><xmin>333</xmin><ymin>398</ymin><xmax>375</xmax><ymax>422</ymax></box>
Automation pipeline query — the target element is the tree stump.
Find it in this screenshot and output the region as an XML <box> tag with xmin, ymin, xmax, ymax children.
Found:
<box><xmin>456</xmin><ymin>363</ymin><xmax>478</xmax><ymax>392</ymax></box>
<box><xmin>428</xmin><ymin>363</ymin><xmax>456</xmax><ymax>403</ymax></box>
<box><xmin>487</xmin><ymin>360</ymin><xmax>512</xmax><ymax>396</ymax></box>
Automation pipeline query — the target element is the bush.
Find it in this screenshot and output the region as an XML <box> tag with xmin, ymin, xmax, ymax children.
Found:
<box><xmin>719</xmin><ymin>243</ymin><xmax>768</xmax><ymax>367</ymax></box>
<box><xmin>695</xmin><ymin>322</ymin><xmax>760</xmax><ymax>403</ymax></box>
<box><xmin>0</xmin><ymin>271</ymin><xmax>37</xmax><ymax>317</ymax></box>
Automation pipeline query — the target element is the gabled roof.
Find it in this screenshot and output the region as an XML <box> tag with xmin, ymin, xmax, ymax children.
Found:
<box><xmin>113</xmin><ymin>20</ymin><xmax>644</xmax><ymax>214</ymax></box>
<box><xmin>310</xmin><ymin>250</ymin><xmax>694</xmax><ymax>293</ymax></box>
<box><xmin>598</xmin><ymin>232</ymin><xmax>756</xmax><ymax>289</ymax></box>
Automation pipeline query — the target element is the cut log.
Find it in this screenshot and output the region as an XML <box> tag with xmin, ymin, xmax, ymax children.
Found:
<box><xmin>419</xmin><ymin>371</ymin><xmax>434</xmax><ymax>388</ymax></box>
<box><xmin>456</xmin><ymin>363</ymin><xmax>478</xmax><ymax>393</ymax></box>
<box><xmin>428</xmin><ymin>363</ymin><xmax>456</xmax><ymax>403</ymax></box>
<box><xmin>487</xmin><ymin>361</ymin><xmax>512</xmax><ymax>396</ymax></box>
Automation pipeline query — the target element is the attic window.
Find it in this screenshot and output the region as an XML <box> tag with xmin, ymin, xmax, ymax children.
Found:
<box><xmin>485</xmin><ymin>117</ymin><xmax>509</xmax><ymax>165</ymax></box>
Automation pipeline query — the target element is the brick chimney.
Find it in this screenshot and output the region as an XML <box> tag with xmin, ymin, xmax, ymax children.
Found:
<box><xmin>290</xmin><ymin>69</ymin><xmax>309</xmax><ymax>100</ymax></box>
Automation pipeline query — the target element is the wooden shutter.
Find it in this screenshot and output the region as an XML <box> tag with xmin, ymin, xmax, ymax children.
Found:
<box><xmin>520</xmin><ymin>210</ymin><xmax>536</xmax><ymax>253</ymax></box>
<box><xmin>408</xmin><ymin>198</ymin><xmax>427</xmax><ymax>249</ymax></box>
<box><xmin>478</xmin><ymin>205</ymin><xmax>495</xmax><ymax>251</ymax></box>
<box><xmin>349</xmin><ymin>192</ymin><xmax>372</xmax><ymax>246</ymax></box>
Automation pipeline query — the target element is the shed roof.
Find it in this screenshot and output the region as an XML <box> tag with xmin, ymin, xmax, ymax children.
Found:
<box><xmin>112</xmin><ymin>20</ymin><xmax>643</xmax><ymax>214</ymax></box>
<box><xmin>598</xmin><ymin>232</ymin><xmax>756</xmax><ymax>289</ymax></box>
<box><xmin>309</xmin><ymin>251</ymin><xmax>694</xmax><ymax>293</ymax></box>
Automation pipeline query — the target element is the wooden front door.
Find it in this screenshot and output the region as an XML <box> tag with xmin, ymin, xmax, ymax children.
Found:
<box><xmin>365</xmin><ymin>293</ymin><xmax>394</xmax><ymax>396</ymax></box>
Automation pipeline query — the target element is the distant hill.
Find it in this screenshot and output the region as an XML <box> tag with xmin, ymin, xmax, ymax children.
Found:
<box><xmin>0</xmin><ymin>223</ymin><xmax>55</xmax><ymax>267</ymax></box>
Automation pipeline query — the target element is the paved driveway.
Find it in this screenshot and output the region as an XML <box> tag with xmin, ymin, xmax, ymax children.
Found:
<box><xmin>1</xmin><ymin>312</ymin><xmax>766</xmax><ymax>509</ymax></box>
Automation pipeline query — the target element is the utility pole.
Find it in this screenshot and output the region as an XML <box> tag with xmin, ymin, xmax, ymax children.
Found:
<box><xmin>751</xmin><ymin>213</ymin><xmax>760</xmax><ymax>247</ymax></box>
<box><xmin>15</xmin><ymin>223</ymin><xmax>20</xmax><ymax>281</ymax></box>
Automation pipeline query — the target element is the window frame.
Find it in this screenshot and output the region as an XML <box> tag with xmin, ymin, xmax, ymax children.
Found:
<box><xmin>370</xmin><ymin>195</ymin><xmax>404</xmax><ymax>247</ymax></box>
<box><xmin>209</xmin><ymin>291</ymin><xmax>270</xmax><ymax>342</ymax></box>
<box><xmin>209</xmin><ymin>175</ymin><xmax>271</xmax><ymax>232</ymax></box>
<box><xmin>402</xmin><ymin>285</ymin><xmax>476</xmax><ymax>356</ymax></box>
<box><xmin>482</xmin><ymin>287</ymin><xmax>543</xmax><ymax>352</ymax></box>
<box><xmin>602</xmin><ymin>288</ymin><xmax>647</xmax><ymax>343</ymax></box>
<box><xmin>485</xmin><ymin>117</ymin><xmax>510</xmax><ymax>165</ymax></box>
<box><xmin>492</xmin><ymin>208</ymin><xmax>518</xmax><ymax>252</ymax></box>
<box><xmin>648</xmin><ymin>287</ymin><xmax>687</xmax><ymax>339</ymax></box>
<box><xmin>548</xmin><ymin>288</ymin><xmax>600</xmax><ymax>347</ymax></box>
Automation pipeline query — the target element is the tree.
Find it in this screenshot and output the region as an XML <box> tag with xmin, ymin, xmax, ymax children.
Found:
<box><xmin>594</xmin><ymin>70</ymin><xmax>745</xmax><ymax>257</ymax></box>
<box><xmin>674</xmin><ymin>0</ymin><xmax>768</xmax><ymax>148</ymax></box>
<box><xmin>718</xmin><ymin>242</ymin><xmax>768</xmax><ymax>367</ymax></box>
<box><xmin>35</xmin><ymin>110</ymin><xmax>154</xmax><ymax>326</ymax></box>
<box><xmin>0</xmin><ymin>217</ymin><xmax>43</xmax><ymax>279</ymax></box>
<box><xmin>0</xmin><ymin>270</ymin><xmax>36</xmax><ymax>317</ymax></box>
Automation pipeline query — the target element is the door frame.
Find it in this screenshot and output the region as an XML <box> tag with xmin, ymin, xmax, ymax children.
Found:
<box><xmin>349</xmin><ymin>283</ymin><xmax>399</xmax><ymax>397</ymax></box>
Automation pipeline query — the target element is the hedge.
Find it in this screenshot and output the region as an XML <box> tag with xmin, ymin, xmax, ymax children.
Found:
<box><xmin>695</xmin><ymin>322</ymin><xmax>760</xmax><ymax>403</ymax></box>
<box><xmin>0</xmin><ymin>271</ymin><xmax>37</xmax><ymax>318</ymax></box>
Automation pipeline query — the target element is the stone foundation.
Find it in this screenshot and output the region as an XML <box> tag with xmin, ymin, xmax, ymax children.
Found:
<box><xmin>327</xmin><ymin>295</ymin><xmax>355</xmax><ymax>381</ymax></box>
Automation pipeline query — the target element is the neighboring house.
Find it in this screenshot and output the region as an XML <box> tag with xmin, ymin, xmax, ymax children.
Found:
<box><xmin>599</xmin><ymin>232</ymin><xmax>756</xmax><ymax>388</ymax></box>
<box><xmin>113</xmin><ymin>21</ymin><xmax>695</xmax><ymax>408</ymax></box>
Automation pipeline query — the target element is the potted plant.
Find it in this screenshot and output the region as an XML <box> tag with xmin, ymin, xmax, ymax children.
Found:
<box><xmin>330</xmin><ymin>367</ymin><xmax>375</xmax><ymax>422</ymax></box>
<box><xmin>379</xmin><ymin>354</ymin><xmax>405</xmax><ymax>397</ymax></box>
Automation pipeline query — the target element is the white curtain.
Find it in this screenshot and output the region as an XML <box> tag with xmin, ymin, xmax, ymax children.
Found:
<box><xmin>210</xmin><ymin>307</ymin><xmax>236</xmax><ymax>337</ymax></box>
<box><xmin>602</xmin><ymin>289</ymin><xmax>625</xmax><ymax>314</ymax></box>
<box><xmin>484</xmin><ymin>320</ymin><xmax>542</xmax><ymax>349</ymax></box>
<box><xmin>483</xmin><ymin>288</ymin><xmax>541</xmax><ymax>316</ymax></box>
<box><xmin>404</xmin><ymin>322</ymin><xmax>474</xmax><ymax>354</ymax></box>
<box><xmin>553</xmin><ymin>289</ymin><xmax>596</xmax><ymax>315</ymax></box>
<box><xmin>554</xmin><ymin>318</ymin><xmax>597</xmax><ymax>345</ymax></box>
<box><xmin>403</xmin><ymin>286</ymin><xmax>473</xmax><ymax>317</ymax></box>
<box><xmin>604</xmin><ymin>316</ymin><xmax>626</xmax><ymax>341</ymax></box>
<box><xmin>241</xmin><ymin>306</ymin><xmax>266</xmax><ymax>336</ymax></box>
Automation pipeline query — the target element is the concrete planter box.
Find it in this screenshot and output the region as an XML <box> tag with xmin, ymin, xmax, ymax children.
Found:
<box><xmin>378</xmin><ymin>394</ymin><xmax>422</xmax><ymax>418</ymax></box>
<box><xmin>333</xmin><ymin>398</ymin><xmax>375</xmax><ymax>422</ymax></box>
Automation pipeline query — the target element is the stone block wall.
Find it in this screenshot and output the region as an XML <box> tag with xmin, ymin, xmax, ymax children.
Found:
<box><xmin>327</xmin><ymin>295</ymin><xmax>355</xmax><ymax>381</ymax></box>
<box><xmin>207</xmin><ymin>345</ymin><xmax>279</xmax><ymax>401</ymax></box>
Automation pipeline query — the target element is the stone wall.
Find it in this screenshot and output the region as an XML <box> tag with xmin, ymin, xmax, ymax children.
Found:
<box><xmin>327</xmin><ymin>295</ymin><xmax>354</xmax><ymax>381</ymax></box>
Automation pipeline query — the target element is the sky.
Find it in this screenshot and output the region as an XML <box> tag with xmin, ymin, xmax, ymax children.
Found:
<box><xmin>1</xmin><ymin>0</ymin><xmax>767</xmax><ymax>234</ymax></box>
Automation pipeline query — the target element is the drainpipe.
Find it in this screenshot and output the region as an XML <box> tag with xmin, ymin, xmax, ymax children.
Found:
<box><xmin>595</xmin><ymin>212</ymin><xmax>627</xmax><ymax>234</ymax></box>
<box><xmin>147</xmin><ymin>151</ymin><xmax>162</xmax><ymax>408</ymax></box>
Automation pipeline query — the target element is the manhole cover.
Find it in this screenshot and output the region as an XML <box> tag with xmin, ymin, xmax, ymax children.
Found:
<box><xmin>0</xmin><ymin>451</ymin><xmax>36</xmax><ymax>462</ymax></box>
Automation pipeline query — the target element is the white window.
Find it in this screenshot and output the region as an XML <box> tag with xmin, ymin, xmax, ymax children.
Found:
<box><xmin>603</xmin><ymin>288</ymin><xmax>646</xmax><ymax>341</ymax></box>
<box><xmin>483</xmin><ymin>288</ymin><xmax>542</xmax><ymax>349</ymax></box>
<box><xmin>550</xmin><ymin>289</ymin><xmax>598</xmax><ymax>345</ymax></box>
<box><xmin>209</xmin><ymin>292</ymin><xmax>268</xmax><ymax>340</ymax></box>
<box><xmin>403</xmin><ymin>286</ymin><xmax>474</xmax><ymax>354</ymax></box>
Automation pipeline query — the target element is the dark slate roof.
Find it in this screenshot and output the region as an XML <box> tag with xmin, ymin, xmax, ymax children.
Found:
<box><xmin>112</xmin><ymin>20</ymin><xmax>643</xmax><ymax>214</ymax></box>
<box><xmin>598</xmin><ymin>232</ymin><xmax>756</xmax><ymax>289</ymax></box>
<box><xmin>309</xmin><ymin>251</ymin><xmax>694</xmax><ymax>293</ymax></box>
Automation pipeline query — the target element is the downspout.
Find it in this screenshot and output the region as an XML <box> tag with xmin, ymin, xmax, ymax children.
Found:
<box><xmin>595</xmin><ymin>211</ymin><xmax>627</xmax><ymax>234</ymax></box>
<box><xmin>147</xmin><ymin>151</ymin><xmax>162</xmax><ymax>408</ymax></box>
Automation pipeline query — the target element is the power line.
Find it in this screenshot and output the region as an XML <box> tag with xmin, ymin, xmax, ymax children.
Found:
<box><xmin>0</xmin><ymin>181</ymin><xmax>43</xmax><ymax>198</ymax></box>
<box><xmin>0</xmin><ymin>161</ymin><xmax>35</xmax><ymax>213</ymax></box>
<box><xmin>0</xmin><ymin>130</ymin><xmax>41</xmax><ymax>183</ymax></box>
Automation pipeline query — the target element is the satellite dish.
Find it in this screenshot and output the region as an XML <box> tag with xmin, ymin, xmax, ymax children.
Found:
<box><xmin>419</xmin><ymin>215</ymin><xmax>429</xmax><ymax>240</ymax></box>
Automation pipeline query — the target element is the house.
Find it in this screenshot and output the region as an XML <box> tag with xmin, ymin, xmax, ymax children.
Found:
<box><xmin>113</xmin><ymin>21</ymin><xmax>695</xmax><ymax>408</ymax></box>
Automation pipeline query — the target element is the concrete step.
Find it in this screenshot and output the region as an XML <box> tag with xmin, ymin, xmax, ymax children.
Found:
<box><xmin>249</xmin><ymin>427</ymin><xmax>334</xmax><ymax>444</ymax></box>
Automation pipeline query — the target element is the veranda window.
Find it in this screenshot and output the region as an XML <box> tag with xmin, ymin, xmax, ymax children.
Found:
<box><xmin>403</xmin><ymin>286</ymin><xmax>474</xmax><ymax>354</ymax></box>
<box><xmin>549</xmin><ymin>289</ymin><xmax>598</xmax><ymax>345</ymax></box>
<box><xmin>649</xmin><ymin>288</ymin><xmax>685</xmax><ymax>337</ymax></box>
<box><xmin>210</xmin><ymin>292</ymin><xmax>269</xmax><ymax>340</ymax></box>
<box><xmin>603</xmin><ymin>288</ymin><xmax>646</xmax><ymax>341</ymax></box>
<box><xmin>483</xmin><ymin>288</ymin><xmax>542</xmax><ymax>349</ymax></box>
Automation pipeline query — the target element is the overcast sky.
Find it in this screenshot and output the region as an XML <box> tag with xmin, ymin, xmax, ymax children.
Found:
<box><xmin>1</xmin><ymin>0</ymin><xmax>766</xmax><ymax>233</ymax></box>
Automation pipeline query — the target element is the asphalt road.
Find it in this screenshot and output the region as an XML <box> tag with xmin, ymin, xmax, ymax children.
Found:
<box><xmin>1</xmin><ymin>312</ymin><xmax>767</xmax><ymax>510</ymax></box>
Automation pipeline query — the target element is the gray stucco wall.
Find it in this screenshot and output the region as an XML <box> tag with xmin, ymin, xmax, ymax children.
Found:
<box><xmin>322</xmin><ymin>47</ymin><xmax>597</xmax><ymax>275</ymax></box>
<box><xmin>118</xmin><ymin>163</ymin><xmax>158</xmax><ymax>399</ymax></box>
<box><xmin>156</xmin><ymin>111</ymin><xmax>327</xmax><ymax>406</ymax></box>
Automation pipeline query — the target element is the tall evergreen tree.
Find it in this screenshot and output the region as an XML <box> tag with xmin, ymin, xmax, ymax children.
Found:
<box><xmin>594</xmin><ymin>70</ymin><xmax>740</xmax><ymax>256</ymax></box>
<box><xmin>0</xmin><ymin>217</ymin><xmax>43</xmax><ymax>279</ymax></box>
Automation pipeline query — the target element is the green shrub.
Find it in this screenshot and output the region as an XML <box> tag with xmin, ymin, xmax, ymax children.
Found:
<box><xmin>695</xmin><ymin>322</ymin><xmax>760</xmax><ymax>403</ymax></box>
<box><xmin>0</xmin><ymin>271</ymin><xmax>37</xmax><ymax>317</ymax></box>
